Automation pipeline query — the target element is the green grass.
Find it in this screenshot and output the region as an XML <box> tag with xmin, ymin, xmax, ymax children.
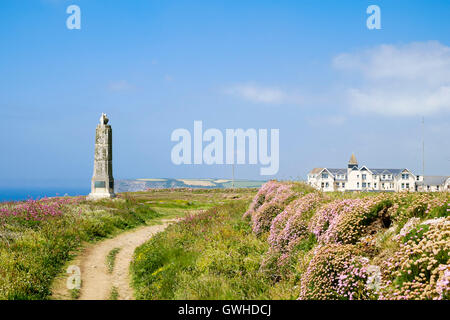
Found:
<box><xmin>70</xmin><ymin>288</ymin><xmax>80</xmax><ymax>300</ymax></box>
<box><xmin>109</xmin><ymin>286</ymin><xmax>119</xmax><ymax>300</ymax></box>
<box><xmin>220</xmin><ymin>181</ymin><xmax>266</xmax><ymax>188</ymax></box>
<box><xmin>131</xmin><ymin>200</ymin><xmax>278</xmax><ymax>299</ymax></box>
<box><xmin>106</xmin><ymin>248</ymin><xmax>121</xmax><ymax>273</ymax></box>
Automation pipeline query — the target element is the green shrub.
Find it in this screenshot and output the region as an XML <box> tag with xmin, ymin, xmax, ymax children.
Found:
<box><xmin>299</xmin><ymin>244</ymin><xmax>360</xmax><ymax>300</ymax></box>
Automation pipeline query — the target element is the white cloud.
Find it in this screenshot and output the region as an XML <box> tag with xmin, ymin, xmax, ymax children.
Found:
<box><xmin>223</xmin><ymin>83</ymin><xmax>302</xmax><ymax>105</ymax></box>
<box><xmin>333</xmin><ymin>41</ymin><xmax>450</xmax><ymax>116</ymax></box>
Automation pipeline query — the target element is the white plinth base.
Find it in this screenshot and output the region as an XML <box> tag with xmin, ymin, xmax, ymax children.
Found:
<box><xmin>87</xmin><ymin>192</ymin><xmax>115</xmax><ymax>200</ymax></box>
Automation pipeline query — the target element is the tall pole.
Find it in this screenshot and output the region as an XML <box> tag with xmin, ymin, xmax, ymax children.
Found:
<box><xmin>232</xmin><ymin>144</ymin><xmax>236</xmax><ymax>188</ymax></box>
<box><xmin>422</xmin><ymin>116</ymin><xmax>425</xmax><ymax>179</ymax></box>
<box><xmin>232</xmin><ymin>163</ymin><xmax>235</xmax><ymax>188</ymax></box>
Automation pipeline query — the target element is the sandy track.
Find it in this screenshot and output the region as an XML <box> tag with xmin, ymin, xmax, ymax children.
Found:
<box><xmin>77</xmin><ymin>221</ymin><xmax>173</xmax><ymax>300</ymax></box>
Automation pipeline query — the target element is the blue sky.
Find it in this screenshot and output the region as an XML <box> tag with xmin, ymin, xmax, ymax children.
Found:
<box><xmin>1</xmin><ymin>0</ymin><xmax>450</xmax><ymax>188</ymax></box>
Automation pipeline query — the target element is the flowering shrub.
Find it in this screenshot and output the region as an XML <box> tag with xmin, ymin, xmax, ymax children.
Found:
<box><xmin>246</xmin><ymin>181</ymin><xmax>303</xmax><ymax>235</ymax></box>
<box><xmin>436</xmin><ymin>264</ymin><xmax>449</xmax><ymax>300</ymax></box>
<box><xmin>251</xmin><ymin>202</ymin><xmax>284</xmax><ymax>235</ymax></box>
<box><xmin>269</xmin><ymin>193</ymin><xmax>323</xmax><ymax>252</ymax></box>
<box><xmin>314</xmin><ymin>197</ymin><xmax>391</xmax><ymax>244</ymax></box>
<box><xmin>298</xmin><ymin>244</ymin><xmax>361</xmax><ymax>300</ymax></box>
<box><xmin>395</xmin><ymin>217</ymin><xmax>421</xmax><ymax>241</ymax></box>
<box><xmin>380</xmin><ymin>217</ymin><xmax>449</xmax><ymax>300</ymax></box>
<box><xmin>246</xmin><ymin>182</ymin><xmax>449</xmax><ymax>300</ymax></box>
<box><xmin>243</xmin><ymin>181</ymin><xmax>279</xmax><ymax>218</ymax></box>
<box><xmin>336</xmin><ymin>256</ymin><xmax>379</xmax><ymax>300</ymax></box>
<box><xmin>309</xmin><ymin>199</ymin><xmax>351</xmax><ymax>239</ymax></box>
<box><xmin>0</xmin><ymin>197</ymin><xmax>82</xmax><ymax>221</ymax></box>
<box><xmin>390</xmin><ymin>193</ymin><xmax>448</xmax><ymax>223</ymax></box>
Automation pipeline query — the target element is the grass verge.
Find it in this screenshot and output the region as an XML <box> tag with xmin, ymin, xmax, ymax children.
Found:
<box><xmin>106</xmin><ymin>248</ymin><xmax>121</xmax><ymax>273</ymax></box>
<box><xmin>131</xmin><ymin>200</ymin><xmax>276</xmax><ymax>299</ymax></box>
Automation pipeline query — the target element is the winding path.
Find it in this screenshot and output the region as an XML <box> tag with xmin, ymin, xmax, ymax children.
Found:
<box><xmin>77</xmin><ymin>221</ymin><xmax>173</xmax><ymax>300</ymax></box>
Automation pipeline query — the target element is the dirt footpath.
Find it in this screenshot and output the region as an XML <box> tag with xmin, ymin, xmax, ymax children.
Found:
<box><xmin>73</xmin><ymin>221</ymin><xmax>172</xmax><ymax>300</ymax></box>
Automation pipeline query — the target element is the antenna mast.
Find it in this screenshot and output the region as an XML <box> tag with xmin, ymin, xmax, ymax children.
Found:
<box><xmin>232</xmin><ymin>144</ymin><xmax>236</xmax><ymax>188</ymax></box>
<box><xmin>422</xmin><ymin>116</ymin><xmax>425</xmax><ymax>179</ymax></box>
<box><xmin>232</xmin><ymin>163</ymin><xmax>235</xmax><ymax>188</ymax></box>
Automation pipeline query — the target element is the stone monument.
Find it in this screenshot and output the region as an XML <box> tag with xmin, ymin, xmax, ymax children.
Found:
<box><xmin>87</xmin><ymin>113</ymin><xmax>115</xmax><ymax>200</ymax></box>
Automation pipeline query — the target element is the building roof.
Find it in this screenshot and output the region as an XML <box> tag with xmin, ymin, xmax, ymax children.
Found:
<box><xmin>348</xmin><ymin>153</ymin><xmax>358</xmax><ymax>165</ymax></box>
<box><xmin>327</xmin><ymin>168</ymin><xmax>347</xmax><ymax>175</ymax></box>
<box><xmin>309</xmin><ymin>168</ymin><xmax>324</xmax><ymax>174</ymax></box>
<box><xmin>417</xmin><ymin>176</ymin><xmax>450</xmax><ymax>186</ymax></box>
<box><xmin>309</xmin><ymin>167</ymin><xmax>412</xmax><ymax>177</ymax></box>
<box><xmin>370</xmin><ymin>169</ymin><xmax>405</xmax><ymax>175</ymax></box>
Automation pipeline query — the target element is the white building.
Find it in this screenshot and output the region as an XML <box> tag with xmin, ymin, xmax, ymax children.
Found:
<box><xmin>307</xmin><ymin>154</ymin><xmax>449</xmax><ymax>192</ymax></box>
<box><xmin>416</xmin><ymin>176</ymin><xmax>450</xmax><ymax>192</ymax></box>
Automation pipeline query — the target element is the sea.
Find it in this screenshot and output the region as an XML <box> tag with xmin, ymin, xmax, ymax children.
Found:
<box><xmin>0</xmin><ymin>187</ymin><xmax>90</xmax><ymax>202</ymax></box>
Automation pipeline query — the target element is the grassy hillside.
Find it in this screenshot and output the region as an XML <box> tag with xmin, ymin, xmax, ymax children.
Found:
<box><xmin>131</xmin><ymin>182</ymin><xmax>449</xmax><ymax>300</ymax></box>
<box><xmin>0</xmin><ymin>188</ymin><xmax>256</xmax><ymax>300</ymax></box>
<box><xmin>116</xmin><ymin>178</ymin><xmax>266</xmax><ymax>192</ymax></box>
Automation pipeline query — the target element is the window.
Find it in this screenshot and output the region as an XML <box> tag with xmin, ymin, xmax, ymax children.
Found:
<box><xmin>401</xmin><ymin>183</ymin><xmax>405</xmax><ymax>188</ymax></box>
<box><xmin>416</xmin><ymin>176</ymin><xmax>420</xmax><ymax>181</ymax></box>
<box><xmin>362</xmin><ymin>174</ymin><xmax>367</xmax><ymax>180</ymax></box>
<box><xmin>374</xmin><ymin>183</ymin><xmax>377</xmax><ymax>188</ymax></box>
<box><xmin>437</xmin><ymin>186</ymin><xmax>440</xmax><ymax>191</ymax></box>
<box><xmin>321</xmin><ymin>182</ymin><xmax>324</xmax><ymax>188</ymax></box>
<box><xmin>342</xmin><ymin>183</ymin><xmax>345</xmax><ymax>188</ymax></box>
<box><xmin>402</xmin><ymin>173</ymin><xmax>409</xmax><ymax>180</ymax></box>
<box><xmin>382</xmin><ymin>183</ymin><xmax>385</xmax><ymax>188</ymax></box>
<box><xmin>322</xmin><ymin>173</ymin><xmax>328</xmax><ymax>179</ymax></box>
<box><xmin>336</xmin><ymin>182</ymin><xmax>340</xmax><ymax>187</ymax></box>
<box><xmin>406</xmin><ymin>183</ymin><xmax>410</xmax><ymax>188</ymax></box>
<box><xmin>362</xmin><ymin>182</ymin><xmax>367</xmax><ymax>188</ymax></box>
<box><xmin>357</xmin><ymin>175</ymin><xmax>359</xmax><ymax>178</ymax></box>
<box><xmin>325</xmin><ymin>182</ymin><xmax>329</xmax><ymax>187</ymax></box>
<box><xmin>368</xmin><ymin>183</ymin><xmax>371</xmax><ymax>188</ymax></box>
<box><xmin>382</xmin><ymin>175</ymin><xmax>386</xmax><ymax>179</ymax></box>
<box><xmin>357</xmin><ymin>182</ymin><xmax>360</xmax><ymax>188</ymax></box>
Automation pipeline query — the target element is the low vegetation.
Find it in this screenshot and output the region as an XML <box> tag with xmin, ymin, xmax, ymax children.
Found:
<box><xmin>131</xmin><ymin>200</ymin><xmax>273</xmax><ymax>299</ymax></box>
<box><xmin>106</xmin><ymin>248</ymin><xmax>121</xmax><ymax>273</ymax></box>
<box><xmin>131</xmin><ymin>181</ymin><xmax>449</xmax><ymax>300</ymax></box>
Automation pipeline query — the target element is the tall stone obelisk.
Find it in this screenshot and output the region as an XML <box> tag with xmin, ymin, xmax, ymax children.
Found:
<box><xmin>87</xmin><ymin>113</ymin><xmax>115</xmax><ymax>200</ymax></box>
